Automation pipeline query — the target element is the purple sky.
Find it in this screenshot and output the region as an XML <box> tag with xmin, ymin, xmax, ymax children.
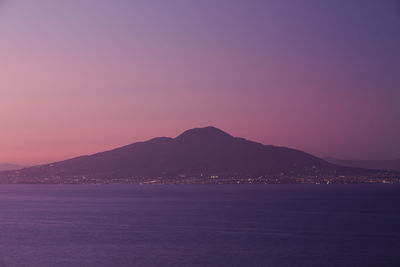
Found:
<box><xmin>1</xmin><ymin>0</ymin><xmax>399</xmax><ymax>164</ymax></box>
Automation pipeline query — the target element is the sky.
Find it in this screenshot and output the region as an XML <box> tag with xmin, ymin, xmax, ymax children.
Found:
<box><xmin>0</xmin><ymin>0</ymin><xmax>399</xmax><ymax>165</ymax></box>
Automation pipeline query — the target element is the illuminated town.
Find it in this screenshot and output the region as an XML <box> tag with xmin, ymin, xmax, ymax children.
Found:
<box><xmin>1</xmin><ymin>171</ymin><xmax>399</xmax><ymax>185</ymax></box>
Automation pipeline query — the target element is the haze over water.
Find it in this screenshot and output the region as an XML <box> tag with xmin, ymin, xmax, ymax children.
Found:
<box><xmin>0</xmin><ymin>184</ymin><xmax>398</xmax><ymax>267</ymax></box>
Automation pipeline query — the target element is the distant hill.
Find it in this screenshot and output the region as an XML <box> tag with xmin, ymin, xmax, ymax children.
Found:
<box><xmin>0</xmin><ymin>127</ymin><xmax>390</xmax><ymax>182</ymax></box>
<box><xmin>0</xmin><ymin>163</ymin><xmax>25</xmax><ymax>171</ymax></box>
<box><xmin>324</xmin><ymin>157</ymin><xmax>400</xmax><ymax>172</ymax></box>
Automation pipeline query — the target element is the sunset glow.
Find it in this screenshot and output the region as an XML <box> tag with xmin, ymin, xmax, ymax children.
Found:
<box><xmin>1</xmin><ymin>0</ymin><xmax>399</xmax><ymax>164</ymax></box>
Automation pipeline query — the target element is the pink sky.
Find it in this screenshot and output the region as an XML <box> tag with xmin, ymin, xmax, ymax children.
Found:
<box><xmin>1</xmin><ymin>0</ymin><xmax>399</xmax><ymax>164</ymax></box>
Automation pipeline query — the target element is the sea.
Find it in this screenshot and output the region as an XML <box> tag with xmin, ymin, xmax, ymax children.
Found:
<box><xmin>0</xmin><ymin>184</ymin><xmax>398</xmax><ymax>267</ymax></box>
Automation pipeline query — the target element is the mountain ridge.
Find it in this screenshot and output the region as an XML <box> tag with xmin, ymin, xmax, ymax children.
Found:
<box><xmin>0</xmin><ymin>163</ymin><xmax>25</xmax><ymax>171</ymax></box>
<box><xmin>325</xmin><ymin>157</ymin><xmax>400</xmax><ymax>172</ymax></box>
<box><xmin>0</xmin><ymin>126</ymin><xmax>396</xmax><ymax>183</ymax></box>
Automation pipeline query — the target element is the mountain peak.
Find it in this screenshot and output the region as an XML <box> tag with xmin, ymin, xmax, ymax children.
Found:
<box><xmin>1</xmin><ymin>126</ymin><xmax>385</xmax><ymax>182</ymax></box>
<box><xmin>175</xmin><ymin>126</ymin><xmax>233</xmax><ymax>141</ymax></box>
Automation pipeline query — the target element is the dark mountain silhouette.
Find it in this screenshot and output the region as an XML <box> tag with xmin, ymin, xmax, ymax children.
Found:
<box><xmin>325</xmin><ymin>157</ymin><xmax>400</xmax><ymax>172</ymax></box>
<box><xmin>0</xmin><ymin>163</ymin><xmax>25</xmax><ymax>171</ymax></box>
<box><xmin>0</xmin><ymin>127</ymin><xmax>387</xmax><ymax>181</ymax></box>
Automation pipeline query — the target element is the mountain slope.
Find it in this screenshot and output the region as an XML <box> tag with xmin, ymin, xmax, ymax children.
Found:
<box><xmin>1</xmin><ymin>127</ymin><xmax>376</xmax><ymax>180</ymax></box>
<box><xmin>325</xmin><ymin>157</ymin><xmax>400</xmax><ymax>172</ymax></box>
<box><xmin>0</xmin><ymin>163</ymin><xmax>25</xmax><ymax>171</ymax></box>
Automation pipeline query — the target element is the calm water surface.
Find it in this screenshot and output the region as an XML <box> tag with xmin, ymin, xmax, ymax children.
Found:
<box><xmin>0</xmin><ymin>184</ymin><xmax>399</xmax><ymax>267</ymax></box>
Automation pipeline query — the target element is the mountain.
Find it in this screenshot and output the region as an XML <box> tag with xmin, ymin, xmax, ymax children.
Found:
<box><xmin>0</xmin><ymin>163</ymin><xmax>25</xmax><ymax>171</ymax></box>
<box><xmin>325</xmin><ymin>157</ymin><xmax>400</xmax><ymax>172</ymax></box>
<box><xmin>0</xmin><ymin>127</ymin><xmax>389</xmax><ymax>182</ymax></box>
